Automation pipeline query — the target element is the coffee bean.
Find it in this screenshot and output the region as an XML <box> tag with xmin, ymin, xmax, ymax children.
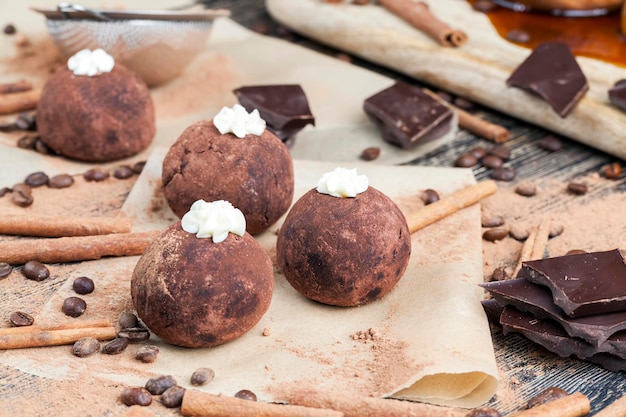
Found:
<box><xmin>102</xmin><ymin>337</ymin><xmax>130</xmax><ymax>355</ymax></box>
<box><xmin>468</xmin><ymin>146</ymin><xmax>488</xmax><ymax>160</ymax></box>
<box><xmin>515</xmin><ymin>181</ymin><xmax>536</xmax><ymax>197</ymax></box>
<box><xmin>601</xmin><ymin>162</ymin><xmax>622</xmax><ymax>180</ymax></box>
<box><xmin>482</xmin><ymin>227</ymin><xmax>509</xmax><ymax>242</ymax></box>
<box><xmin>119</xmin><ymin>311</ymin><xmax>140</xmax><ymax>329</ymax></box>
<box><xmin>120</xmin><ymin>387</ymin><xmax>152</xmax><ymax>407</ymax></box>
<box><xmin>0</xmin><ymin>187</ymin><xmax>9</xmax><ymax>197</ymax></box>
<box><xmin>481</xmin><ymin>214</ymin><xmax>505</xmax><ymax>228</ymax></box>
<box><xmin>506</xmin><ymin>29</ymin><xmax>530</xmax><ymax>43</ymax></box>
<box><xmin>538</xmin><ymin>135</ymin><xmax>563</xmax><ymax>152</ymax></box>
<box><xmin>16</xmin><ymin>113</ymin><xmax>36</xmax><ymax>131</ymax></box>
<box><xmin>481</xmin><ymin>155</ymin><xmax>503</xmax><ymax>169</ymax></box>
<box><xmin>135</xmin><ymin>345</ymin><xmax>160</xmax><ymax>363</ymax></box>
<box><xmin>22</xmin><ymin>260</ymin><xmax>49</xmax><ymax>281</ymax></box>
<box><xmin>567</xmin><ymin>181</ymin><xmax>587</xmax><ymax>195</ymax></box>
<box><xmin>72</xmin><ymin>276</ymin><xmax>95</xmax><ymax>295</ymax></box>
<box><xmin>472</xmin><ymin>0</ymin><xmax>497</xmax><ymax>12</ymax></box>
<box><xmin>146</xmin><ymin>375</ymin><xmax>177</xmax><ymax>395</ymax></box>
<box><xmin>234</xmin><ymin>389</ymin><xmax>257</xmax><ymax>401</ymax></box>
<box><xmin>73</xmin><ymin>337</ymin><xmax>101</xmax><ymax>358</ymax></box>
<box><xmin>17</xmin><ymin>134</ymin><xmax>37</xmax><ymax>149</ymax></box>
<box><xmin>490</xmin><ymin>167</ymin><xmax>516</xmax><ymax>181</ymax></box>
<box><xmin>83</xmin><ymin>169</ymin><xmax>109</xmax><ymax>182</ymax></box>
<box><xmin>3</xmin><ymin>24</ymin><xmax>16</xmax><ymax>35</ymax></box>
<box><xmin>161</xmin><ymin>386</ymin><xmax>186</xmax><ymax>408</ymax></box>
<box><xmin>466</xmin><ymin>406</ymin><xmax>502</xmax><ymax>417</ymax></box>
<box><xmin>10</xmin><ymin>311</ymin><xmax>34</xmax><ymax>327</ymax></box>
<box><xmin>509</xmin><ymin>225</ymin><xmax>530</xmax><ymax>241</ymax></box>
<box><xmin>117</xmin><ymin>327</ymin><xmax>150</xmax><ymax>343</ymax></box>
<box><xmin>0</xmin><ymin>262</ymin><xmax>12</xmax><ymax>279</ymax></box>
<box><xmin>132</xmin><ymin>161</ymin><xmax>147</xmax><ymax>175</ymax></box>
<box><xmin>491</xmin><ymin>267</ymin><xmax>509</xmax><ymax>281</ymax></box>
<box><xmin>113</xmin><ymin>165</ymin><xmax>135</xmax><ymax>179</ymax></box>
<box><xmin>48</xmin><ymin>174</ymin><xmax>74</xmax><ymax>189</ymax></box>
<box><xmin>566</xmin><ymin>249</ymin><xmax>587</xmax><ymax>255</ymax></box>
<box><xmin>360</xmin><ymin>147</ymin><xmax>381</xmax><ymax>161</ymax></box>
<box><xmin>34</xmin><ymin>139</ymin><xmax>53</xmax><ymax>155</ymax></box>
<box><xmin>11</xmin><ymin>183</ymin><xmax>33</xmax><ymax>207</ymax></box>
<box><xmin>527</xmin><ymin>386</ymin><xmax>568</xmax><ymax>408</ymax></box>
<box><xmin>454</xmin><ymin>153</ymin><xmax>478</xmax><ymax>168</ymax></box>
<box><xmin>62</xmin><ymin>296</ymin><xmax>87</xmax><ymax>317</ymax></box>
<box><xmin>549</xmin><ymin>223</ymin><xmax>564</xmax><ymax>238</ymax></box>
<box><xmin>190</xmin><ymin>367</ymin><xmax>215</xmax><ymax>386</ymax></box>
<box><xmin>489</xmin><ymin>145</ymin><xmax>511</xmax><ymax>160</ymax></box>
<box><xmin>421</xmin><ymin>189</ymin><xmax>440</xmax><ymax>205</ymax></box>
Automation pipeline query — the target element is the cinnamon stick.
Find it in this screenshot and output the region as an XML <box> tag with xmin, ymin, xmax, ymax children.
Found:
<box><xmin>0</xmin><ymin>214</ymin><xmax>133</xmax><ymax>237</ymax></box>
<box><xmin>0</xmin><ymin>230</ymin><xmax>160</xmax><ymax>265</ymax></box>
<box><xmin>181</xmin><ymin>390</ymin><xmax>344</xmax><ymax>417</ymax></box>
<box><xmin>457</xmin><ymin>107</ymin><xmax>511</xmax><ymax>143</ymax></box>
<box><xmin>0</xmin><ymin>319</ymin><xmax>112</xmax><ymax>336</ymax></box>
<box><xmin>512</xmin><ymin>228</ymin><xmax>537</xmax><ymax>278</ymax></box>
<box><xmin>378</xmin><ymin>0</ymin><xmax>467</xmax><ymax>47</ymax></box>
<box><xmin>284</xmin><ymin>388</ymin><xmax>468</xmax><ymax>417</ymax></box>
<box><xmin>0</xmin><ymin>88</ymin><xmax>40</xmax><ymax>115</ymax></box>
<box><xmin>404</xmin><ymin>180</ymin><xmax>497</xmax><ymax>234</ymax></box>
<box><xmin>0</xmin><ymin>80</ymin><xmax>33</xmax><ymax>95</ymax></box>
<box><xmin>506</xmin><ymin>392</ymin><xmax>590</xmax><ymax>417</ymax></box>
<box><xmin>594</xmin><ymin>392</ymin><xmax>626</xmax><ymax>417</ymax></box>
<box><xmin>529</xmin><ymin>218</ymin><xmax>551</xmax><ymax>260</ymax></box>
<box><xmin>0</xmin><ymin>326</ymin><xmax>117</xmax><ymax>349</ymax></box>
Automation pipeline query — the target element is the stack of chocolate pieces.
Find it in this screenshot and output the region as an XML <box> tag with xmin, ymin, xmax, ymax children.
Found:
<box><xmin>481</xmin><ymin>249</ymin><xmax>626</xmax><ymax>372</ymax></box>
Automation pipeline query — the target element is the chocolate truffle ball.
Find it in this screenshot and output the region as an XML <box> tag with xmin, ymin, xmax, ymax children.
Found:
<box><xmin>130</xmin><ymin>221</ymin><xmax>274</xmax><ymax>348</ymax></box>
<box><xmin>276</xmin><ymin>187</ymin><xmax>411</xmax><ymax>307</ymax></box>
<box><xmin>37</xmin><ymin>64</ymin><xmax>155</xmax><ymax>162</ymax></box>
<box><xmin>162</xmin><ymin>119</ymin><xmax>294</xmax><ymax>235</ymax></box>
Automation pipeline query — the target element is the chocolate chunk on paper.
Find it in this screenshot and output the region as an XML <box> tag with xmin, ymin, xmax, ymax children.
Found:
<box><xmin>521</xmin><ymin>249</ymin><xmax>626</xmax><ymax>318</ymax></box>
<box><xmin>506</xmin><ymin>42</ymin><xmax>588</xmax><ymax>118</ymax></box>
<box><xmin>363</xmin><ymin>82</ymin><xmax>453</xmax><ymax>149</ymax></box>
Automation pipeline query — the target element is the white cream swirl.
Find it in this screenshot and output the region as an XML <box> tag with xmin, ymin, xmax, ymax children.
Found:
<box><xmin>316</xmin><ymin>167</ymin><xmax>369</xmax><ymax>198</ymax></box>
<box><xmin>181</xmin><ymin>200</ymin><xmax>246</xmax><ymax>243</ymax></box>
<box><xmin>67</xmin><ymin>48</ymin><xmax>115</xmax><ymax>76</ymax></box>
<box><xmin>213</xmin><ymin>104</ymin><xmax>266</xmax><ymax>138</ymax></box>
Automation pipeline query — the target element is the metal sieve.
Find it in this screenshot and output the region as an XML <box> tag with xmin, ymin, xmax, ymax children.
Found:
<box><xmin>32</xmin><ymin>3</ymin><xmax>230</xmax><ymax>86</ymax></box>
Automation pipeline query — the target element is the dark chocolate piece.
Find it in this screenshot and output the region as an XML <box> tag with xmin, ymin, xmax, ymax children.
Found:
<box><xmin>506</xmin><ymin>42</ymin><xmax>588</xmax><ymax>117</ymax></box>
<box><xmin>363</xmin><ymin>82</ymin><xmax>453</xmax><ymax>150</ymax></box>
<box><xmin>233</xmin><ymin>85</ymin><xmax>315</xmax><ymax>143</ymax></box>
<box><xmin>521</xmin><ymin>249</ymin><xmax>626</xmax><ymax>318</ymax></box>
<box><xmin>481</xmin><ymin>278</ymin><xmax>626</xmax><ymax>346</ymax></box>
<box><xmin>608</xmin><ymin>79</ymin><xmax>626</xmax><ymax>112</ymax></box>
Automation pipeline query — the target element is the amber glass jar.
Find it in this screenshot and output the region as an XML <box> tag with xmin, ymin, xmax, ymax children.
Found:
<box><xmin>492</xmin><ymin>0</ymin><xmax>623</xmax><ymax>16</ymax></box>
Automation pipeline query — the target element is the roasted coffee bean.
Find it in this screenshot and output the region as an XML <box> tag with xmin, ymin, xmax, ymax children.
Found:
<box><xmin>601</xmin><ymin>162</ymin><xmax>622</xmax><ymax>180</ymax></box>
<box><xmin>146</xmin><ymin>375</ymin><xmax>177</xmax><ymax>395</ymax></box>
<box><xmin>48</xmin><ymin>174</ymin><xmax>74</xmax><ymax>189</ymax></box>
<box><xmin>566</xmin><ymin>249</ymin><xmax>588</xmax><ymax>256</ymax></box>
<box><xmin>491</xmin><ymin>267</ymin><xmax>509</xmax><ymax>281</ymax></box>
<box><xmin>16</xmin><ymin>113</ymin><xmax>36</xmax><ymax>130</ymax></box>
<box><xmin>72</xmin><ymin>276</ymin><xmax>95</xmax><ymax>295</ymax></box>
<box><xmin>515</xmin><ymin>181</ymin><xmax>536</xmax><ymax>197</ymax></box>
<box><xmin>488</xmin><ymin>145</ymin><xmax>511</xmax><ymax>160</ymax></box>
<box><xmin>466</xmin><ymin>406</ymin><xmax>502</xmax><ymax>417</ymax></box>
<box><xmin>481</xmin><ymin>155</ymin><xmax>503</xmax><ymax>169</ymax></box>
<box><xmin>454</xmin><ymin>153</ymin><xmax>478</xmax><ymax>168</ymax></box>
<box><xmin>490</xmin><ymin>167</ymin><xmax>516</xmax><ymax>181</ymax></box>
<box><xmin>161</xmin><ymin>386</ymin><xmax>186</xmax><ymax>408</ymax></box>
<box><xmin>11</xmin><ymin>183</ymin><xmax>33</xmax><ymax>207</ymax></box>
<box><xmin>113</xmin><ymin>165</ymin><xmax>135</xmax><ymax>179</ymax></box>
<box><xmin>34</xmin><ymin>138</ymin><xmax>53</xmax><ymax>155</ymax></box>
<box><xmin>62</xmin><ymin>296</ymin><xmax>87</xmax><ymax>318</ymax></box>
<box><xmin>24</xmin><ymin>171</ymin><xmax>48</xmax><ymax>187</ymax></box>
<box><xmin>117</xmin><ymin>327</ymin><xmax>150</xmax><ymax>343</ymax></box>
<box><xmin>119</xmin><ymin>311</ymin><xmax>140</xmax><ymax>329</ymax></box>
<box><xmin>538</xmin><ymin>135</ymin><xmax>563</xmax><ymax>152</ymax></box>
<box><xmin>73</xmin><ymin>337</ymin><xmax>100</xmax><ymax>357</ymax></box>
<box><xmin>468</xmin><ymin>146</ymin><xmax>488</xmax><ymax>160</ymax></box>
<box><xmin>453</xmin><ymin>96</ymin><xmax>476</xmax><ymax>112</ymax></box>
<box><xmin>549</xmin><ymin>223</ymin><xmax>564</xmax><ymax>238</ymax></box>
<box><xmin>83</xmin><ymin>168</ymin><xmax>109</xmax><ymax>182</ymax></box>
<box><xmin>132</xmin><ymin>160</ymin><xmax>147</xmax><ymax>174</ymax></box>
<box><xmin>10</xmin><ymin>311</ymin><xmax>34</xmax><ymax>327</ymax></box>
<box><xmin>120</xmin><ymin>387</ymin><xmax>152</xmax><ymax>407</ymax></box>
<box><xmin>421</xmin><ymin>189</ymin><xmax>440</xmax><ymax>205</ymax></box>
<box><xmin>472</xmin><ymin>0</ymin><xmax>497</xmax><ymax>12</ymax></box>
<box><xmin>506</xmin><ymin>29</ymin><xmax>530</xmax><ymax>43</ymax></box>
<box><xmin>481</xmin><ymin>214</ymin><xmax>504</xmax><ymax>228</ymax></box>
<box><xmin>482</xmin><ymin>227</ymin><xmax>509</xmax><ymax>242</ymax></box>
<box><xmin>102</xmin><ymin>337</ymin><xmax>130</xmax><ymax>355</ymax></box>
<box><xmin>0</xmin><ymin>187</ymin><xmax>9</xmax><ymax>197</ymax></box>
<box><xmin>360</xmin><ymin>147</ymin><xmax>381</xmax><ymax>161</ymax></box>
<box><xmin>17</xmin><ymin>134</ymin><xmax>38</xmax><ymax>149</ymax></box>
<box><xmin>234</xmin><ymin>389</ymin><xmax>257</xmax><ymax>401</ymax></box>
<box><xmin>527</xmin><ymin>386</ymin><xmax>568</xmax><ymax>408</ymax></box>
<box><xmin>190</xmin><ymin>367</ymin><xmax>215</xmax><ymax>386</ymax></box>
<box><xmin>0</xmin><ymin>262</ymin><xmax>12</xmax><ymax>278</ymax></box>
<box><xmin>22</xmin><ymin>260</ymin><xmax>49</xmax><ymax>281</ymax></box>
<box><xmin>3</xmin><ymin>23</ymin><xmax>16</xmax><ymax>34</ymax></box>
<box><xmin>509</xmin><ymin>225</ymin><xmax>530</xmax><ymax>241</ymax></box>
<box><xmin>567</xmin><ymin>181</ymin><xmax>588</xmax><ymax>195</ymax></box>
<box><xmin>135</xmin><ymin>345</ymin><xmax>160</xmax><ymax>363</ymax></box>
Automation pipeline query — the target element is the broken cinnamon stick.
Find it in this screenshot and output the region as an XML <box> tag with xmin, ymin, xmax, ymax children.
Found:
<box><xmin>0</xmin><ymin>88</ymin><xmax>40</xmax><ymax>115</ymax></box>
<box><xmin>0</xmin><ymin>318</ymin><xmax>112</xmax><ymax>336</ymax></box>
<box><xmin>594</xmin><ymin>392</ymin><xmax>626</xmax><ymax>417</ymax></box>
<box><xmin>378</xmin><ymin>0</ymin><xmax>467</xmax><ymax>47</ymax></box>
<box><xmin>506</xmin><ymin>392</ymin><xmax>589</xmax><ymax>417</ymax></box>
<box><xmin>0</xmin><ymin>326</ymin><xmax>117</xmax><ymax>349</ymax></box>
<box><xmin>0</xmin><ymin>214</ymin><xmax>133</xmax><ymax>237</ymax></box>
<box><xmin>0</xmin><ymin>80</ymin><xmax>33</xmax><ymax>95</ymax></box>
<box><xmin>0</xmin><ymin>230</ymin><xmax>160</xmax><ymax>265</ymax></box>
<box><xmin>181</xmin><ymin>390</ymin><xmax>344</xmax><ymax>417</ymax></box>
<box><xmin>457</xmin><ymin>107</ymin><xmax>511</xmax><ymax>143</ymax></box>
<box><xmin>513</xmin><ymin>228</ymin><xmax>537</xmax><ymax>278</ymax></box>
<box><xmin>529</xmin><ymin>219</ymin><xmax>551</xmax><ymax>260</ymax></box>
<box><xmin>404</xmin><ymin>180</ymin><xmax>497</xmax><ymax>234</ymax></box>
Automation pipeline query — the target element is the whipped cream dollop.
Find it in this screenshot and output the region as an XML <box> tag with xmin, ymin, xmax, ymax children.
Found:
<box><xmin>67</xmin><ymin>48</ymin><xmax>115</xmax><ymax>77</ymax></box>
<box><xmin>181</xmin><ymin>200</ymin><xmax>246</xmax><ymax>243</ymax></box>
<box><xmin>317</xmin><ymin>167</ymin><xmax>369</xmax><ymax>198</ymax></box>
<box><xmin>213</xmin><ymin>104</ymin><xmax>266</xmax><ymax>138</ymax></box>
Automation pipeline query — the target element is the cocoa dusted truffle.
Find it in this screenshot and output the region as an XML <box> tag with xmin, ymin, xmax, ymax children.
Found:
<box><xmin>131</xmin><ymin>200</ymin><xmax>274</xmax><ymax>348</ymax></box>
<box><xmin>37</xmin><ymin>49</ymin><xmax>155</xmax><ymax>162</ymax></box>
<box><xmin>276</xmin><ymin>168</ymin><xmax>411</xmax><ymax>307</ymax></box>
<box><xmin>162</xmin><ymin>104</ymin><xmax>294</xmax><ymax>235</ymax></box>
